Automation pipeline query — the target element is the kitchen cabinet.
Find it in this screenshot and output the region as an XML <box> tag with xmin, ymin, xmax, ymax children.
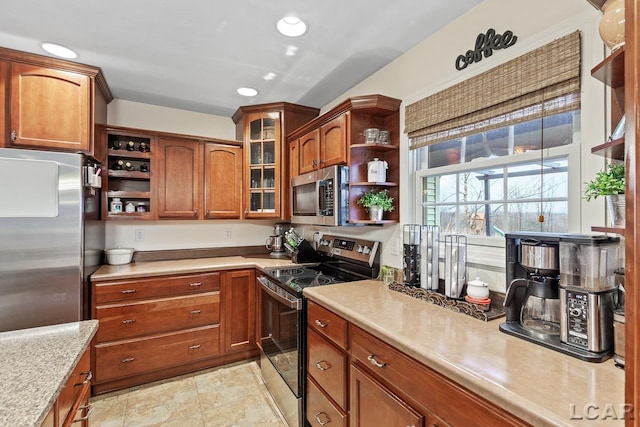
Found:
<box><xmin>233</xmin><ymin>102</ymin><xmax>319</xmax><ymax>219</ymax></box>
<box><xmin>0</xmin><ymin>46</ymin><xmax>111</xmax><ymax>154</ymax></box>
<box><xmin>157</xmin><ymin>137</ymin><xmax>203</xmax><ymax>218</ymax></box>
<box><xmin>306</xmin><ymin>301</ymin><xmax>529</xmax><ymax>427</ymax></box>
<box><xmin>102</xmin><ymin>128</ymin><xmax>155</xmax><ymax>219</ymax></box>
<box><xmin>287</xmin><ymin>94</ymin><xmax>401</xmax><ymax>224</ymax></box>
<box><xmin>98</xmin><ymin>124</ymin><xmax>243</xmax><ymax>221</ymax></box>
<box><xmin>41</xmin><ymin>347</ymin><xmax>91</xmax><ymax>427</ymax></box>
<box><xmin>222</xmin><ymin>269</ymin><xmax>256</xmax><ymax>353</ymax></box>
<box><xmin>91</xmin><ymin>272</ymin><xmax>223</xmax><ymax>394</ymax></box>
<box><xmin>589</xmin><ymin>47</ymin><xmax>625</xmax><ymax>235</ymax></box>
<box><xmin>289</xmin><ymin>139</ymin><xmax>300</xmax><ymax>181</ymax></box>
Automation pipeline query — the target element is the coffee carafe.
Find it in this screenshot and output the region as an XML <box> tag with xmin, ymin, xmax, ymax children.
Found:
<box><xmin>266</xmin><ymin>222</ymin><xmax>289</xmax><ymax>258</ymax></box>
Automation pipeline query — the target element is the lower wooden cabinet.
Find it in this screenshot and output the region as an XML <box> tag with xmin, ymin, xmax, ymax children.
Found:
<box><xmin>41</xmin><ymin>347</ymin><xmax>91</xmax><ymax>427</ymax></box>
<box><xmin>306</xmin><ymin>301</ymin><xmax>530</xmax><ymax>427</ymax></box>
<box><xmin>91</xmin><ymin>269</ymin><xmax>258</xmax><ymax>394</ymax></box>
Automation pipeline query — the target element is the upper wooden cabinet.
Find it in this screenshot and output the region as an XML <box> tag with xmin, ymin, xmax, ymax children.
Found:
<box><xmin>287</xmin><ymin>94</ymin><xmax>401</xmax><ymax>224</ymax></box>
<box><xmin>0</xmin><ymin>47</ymin><xmax>112</xmax><ymax>154</ymax></box>
<box><xmin>233</xmin><ymin>102</ymin><xmax>319</xmax><ymax>219</ymax></box>
<box><xmin>204</xmin><ymin>143</ymin><xmax>243</xmax><ymax>219</ymax></box>
<box><xmin>157</xmin><ymin>138</ymin><xmax>203</xmax><ymax>219</ymax></box>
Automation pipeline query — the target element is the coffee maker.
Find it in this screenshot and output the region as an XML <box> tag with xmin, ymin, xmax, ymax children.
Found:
<box><xmin>265</xmin><ymin>223</ymin><xmax>288</xmax><ymax>258</ymax></box>
<box><xmin>500</xmin><ymin>232</ymin><xmax>619</xmax><ymax>362</ymax></box>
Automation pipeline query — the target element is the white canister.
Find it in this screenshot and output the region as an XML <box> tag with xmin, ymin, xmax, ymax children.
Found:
<box><xmin>367</xmin><ymin>158</ymin><xmax>388</xmax><ymax>183</ymax></box>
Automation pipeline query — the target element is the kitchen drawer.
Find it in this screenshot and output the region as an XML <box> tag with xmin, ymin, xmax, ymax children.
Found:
<box><xmin>57</xmin><ymin>347</ymin><xmax>91</xmax><ymax>427</ymax></box>
<box><xmin>308</xmin><ymin>300</ymin><xmax>347</xmax><ymax>350</ymax></box>
<box><xmin>94</xmin><ymin>324</ymin><xmax>221</xmax><ymax>382</ymax></box>
<box><xmin>307</xmin><ymin>327</ymin><xmax>347</xmax><ymax>410</ymax></box>
<box><xmin>307</xmin><ymin>375</ymin><xmax>348</xmax><ymax>427</ymax></box>
<box><xmin>93</xmin><ymin>272</ymin><xmax>221</xmax><ymax>304</ymax></box>
<box><xmin>349</xmin><ymin>325</ymin><xmax>527</xmax><ymax>427</ymax></box>
<box><xmin>95</xmin><ymin>292</ymin><xmax>220</xmax><ymax>342</ymax></box>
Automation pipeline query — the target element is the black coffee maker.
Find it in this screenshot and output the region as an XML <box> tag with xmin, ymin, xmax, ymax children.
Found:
<box><xmin>500</xmin><ymin>232</ymin><xmax>612</xmax><ymax>362</ymax></box>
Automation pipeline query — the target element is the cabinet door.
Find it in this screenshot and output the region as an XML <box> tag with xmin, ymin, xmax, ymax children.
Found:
<box><xmin>157</xmin><ymin>138</ymin><xmax>202</xmax><ymax>218</ymax></box>
<box><xmin>350</xmin><ymin>364</ymin><xmax>424</xmax><ymax>427</ymax></box>
<box><xmin>0</xmin><ymin>61</ymin><xmax>8</xmax><ymax>148</ymax></box>
<box><xmin>289</xmin><ymin>139</ymin><xmax>300</xmax><ymax>179</ymax></box>
<box><xmin>10</xmin><ymin>63</ymin><xmax>91</xmax><ymax>152</ymax></box>
<box><xmin>320</xmin><ymin>114</ymin><xmax>347</xmax><ymax>168</ymax></box>
<box><xmin>223</xmin><ymin>269</ymin><xmax>256</xmax><ymax>353</ymax></box>
<box><xmin>243</xmin><ymin>112</ymin><xmax>281</xmax><ymax>218</ymax></box>
<box><xmin>204</xmin><ymin>143</ymin><xmax>242</xmax><ymax>219</ymax></box>
<box><xmin>299</xmin><ymin>128</ymin><xmax>320</xmax><ymax>174</ymax></box>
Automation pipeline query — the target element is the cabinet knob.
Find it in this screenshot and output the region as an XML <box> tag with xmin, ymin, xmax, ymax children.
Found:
<box><xmin>367</xmin><ymin>354</ymin><xmax>387</xmax><ymax>368</ymax></box>
<box><xmin>10</xmin><ymin>130</ymin><xmax>16</xmax><ymax>142</ymax></box>
<box><xmin>189</xmin><ymin>309</ymin><xmax>202</xmax><ymax>315</ymax></box>
<box><xmin>311</xmin><ymin>159</ymin><xmax>316</xmax><ymax>167</ymax></box>
<box><xmin>206</xmin><ymin>209</ymin><xmax>210</xmax><ymax>216</ymax></box>
<box><xmin>314</xmin><ymin>412</ymin><xmax>331</xmax><ymax>426</ymax></box>
<box><xmin>72</xmin><ymin>406</ymin><xmax>93</xmax><ymax>423</ymax></box>
<box><xmin>318</xmin><ymin>159</ymin><xmax>324</xmax><ymax>165</ymax></box>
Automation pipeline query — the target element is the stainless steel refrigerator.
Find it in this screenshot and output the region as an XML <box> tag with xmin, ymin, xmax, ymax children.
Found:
<box><xmin>0</xmin><ymin>148</ymin><xmax>104</xmax><ymax>332</ymax></box>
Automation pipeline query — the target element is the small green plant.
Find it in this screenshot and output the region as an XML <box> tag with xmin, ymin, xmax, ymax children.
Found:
<box><xmin>584</xmin><ymin>163</ymin><xmax>625</xmax><ymax>201</ymax></box>
<box><xmin>356</xmin><ymin>189</ymin><xmax>395</xmax><ymax>212</ymax></box>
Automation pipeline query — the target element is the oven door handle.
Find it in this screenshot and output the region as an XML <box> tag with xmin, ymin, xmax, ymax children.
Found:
<box><xmin>257</xmin><ymin>277</ymin><xmax>301</xmax><ymax>310</ymax></box>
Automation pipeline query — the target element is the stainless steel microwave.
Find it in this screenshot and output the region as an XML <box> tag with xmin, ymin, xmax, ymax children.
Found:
<box><xmin>291</xmin><ymin>165</ymin><xmax>350</xmax><ymax>226</ymax></box>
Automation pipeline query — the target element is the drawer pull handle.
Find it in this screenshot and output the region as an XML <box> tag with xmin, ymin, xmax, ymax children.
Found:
<box><xmin>74</xmin><ymin>370</ymin><xmax>92</xmax><ymax>386</ymax></box>
<box><xmin>121</xmin><ymin>319</ymin><xmax>136</xmax><ymax>325</ymax></box>
<box><xmin>315</xmin><ymin>360</ymin><xmax>331</xmax><ymax>371</ymax></box>
<box><xmin>314</xmin><ymin>412</ymin><xmax>331</xmax><ymax>425</ymax></box>
<box><xmin>72</xmin><ymin>406</ymin><xmax>93</xmax><ymax>423</ymax></box>
<box><xmin>189</xmin><ymin>344</ymin><xmax>201</xmax><ymax>350</ymax></box>
<box><xmin>121</xmin><ymin>289</ymin><xmax>137</xmax><ymax>294</ymax></box>
<box><xmin>314</xmin><ymin>319</ymin><xmax>327</xmax><ymax>328</ymax></box>
<box><xmin>367</xmin><ymin>354</ymin><xmax>387</xmax><ymax>368</ymax></box>
<box><xmin>121</xmin><ymin>357</ymin><xmax>135</xmax><ymax>363</ymax></box>
<box><xmin>190</xmin><ymin>309</ymin><xmax>202</xmax><ymax>315</ymax></box>
<box><xmin>189</xmin><ymin>282</ymin><xmax>202</xmax><ymax>288</ymax></box>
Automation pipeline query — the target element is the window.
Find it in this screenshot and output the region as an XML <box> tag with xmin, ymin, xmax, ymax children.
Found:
<box><xmin>415</xmin><ymin>109</ymin><xmax>579</xmax><ymax>238</ymax></box>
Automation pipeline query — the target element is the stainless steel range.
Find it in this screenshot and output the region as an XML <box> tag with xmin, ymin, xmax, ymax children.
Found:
<box><xmin>257</xmin><ymin>234</ymin><xmax>380</xmax><ymax>427</ymax></box>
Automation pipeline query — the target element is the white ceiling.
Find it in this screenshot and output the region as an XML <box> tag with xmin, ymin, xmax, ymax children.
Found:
<box><xmin>2</xmin><ymin>1</ymin><xmax>482</xmax><ymax>117</ymax></box>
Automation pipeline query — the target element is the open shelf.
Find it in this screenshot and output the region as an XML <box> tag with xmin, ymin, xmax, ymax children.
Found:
<box><xmin>107</xmin><ymin>150</ymin><xmax>152</xmax><ymax>160</ymax></box>
<box><xmin>591</xmin><ymin>47</ymin><xmax>625</xmax><ymax>88</ymax></box>
<box><xmin>349</xmin><ymin>219</ymin><xmax>396</xmax><ymax>225</ymax></box>
<box><xmin>350</xmin><ymin>182</ymin><xmax>398</xmax><ymax>187</ymax></box>
<box><xmin>350</xmin><ymin>143</ymin><xmax>398</xmax><ymax>151</ymax></box>
<box><xmin>107</xmin><ymin>191</ymin><xmax>151</xmax><ymax>199</ymax></box>
<box><xmin>591</xmin><ymin>137</ymin><xmax>624</xmax><ymax>160</ymax></box>
<box><xmin>108</xmin><ymin>170</ymin><xmax>151</xmax><ymax>180</ymax></box>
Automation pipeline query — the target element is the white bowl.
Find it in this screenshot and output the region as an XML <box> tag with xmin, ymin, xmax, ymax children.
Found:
<box><xmin>466</xmin><ymin>277</ymin><xmax>490</xmax><ymax>299</ymax></box>
<box><xmin>105</xmin><ymin>248</ymin><xmax>134</xmax><ymax>265</ymax></box>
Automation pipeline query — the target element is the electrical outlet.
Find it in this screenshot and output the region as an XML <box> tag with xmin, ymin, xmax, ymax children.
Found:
<box><xmin>135</xmin><ymin>229</ymin><xmax>145</xmax><ymax>242</ymax></box>
<box><xmin>390</xmin><ymin>237</ymin><xmax>399</xmax><ymax>256</ymax></box>
<box><xmin>224</xmin><ymin>228</ymin><xmax>232</xmax><ymax>239</ymax></box>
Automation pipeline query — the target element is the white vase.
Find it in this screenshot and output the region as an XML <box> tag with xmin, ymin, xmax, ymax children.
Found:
<box><xmin>606</xmin><ymin>194</ymin><xmax>625</xmax><ymax>227</ymax></box>
<box><xmin>599</xmin><ymin>0</ymin><xmax>625</xmax><ymax>51</ymax></box>
<box><xmin>369</xmin><ymin>206</ymin><xmax>384</xmax><ymax>221</ymax></box>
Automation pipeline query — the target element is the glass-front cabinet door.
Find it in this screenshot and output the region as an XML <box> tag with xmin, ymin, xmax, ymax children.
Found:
<box><xmin>245</xmin><ymin>112</ymin><xmax>281</xmax><ymax>217</ymax></box>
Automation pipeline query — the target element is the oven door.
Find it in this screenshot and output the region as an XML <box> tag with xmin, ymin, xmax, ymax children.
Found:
<box><xmin>257</xmin><ymin>276</ymin><xmax>303</xmax><ymax>396</ymax></box>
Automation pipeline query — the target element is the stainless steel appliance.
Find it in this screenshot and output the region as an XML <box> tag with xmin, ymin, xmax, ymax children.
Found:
<box><xmin>500</xmin><ymin>232</ymin><xmax>620</xmax><ymax>362</ymax></box>
<box><xmin>258</xmin><ymin>234</ymin><xmax>380</xmax><ymax>427</ymax></box>
<box><xmin>291</xmin><ymin>165</ymin><xmax>350</xmax><ymax>226</ymax></box>
<box><xmin>266</xmin><ymin>222</ymin><xmax>289</xmax><ymax>258</ymax></box>
<box><xmin>0</xmin><ymin>148</ymin><xmax>104</xmax><ymax>332</ymax></box>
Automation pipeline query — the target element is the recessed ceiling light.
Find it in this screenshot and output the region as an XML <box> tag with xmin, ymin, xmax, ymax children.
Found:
<box><xmin>237</xmin><ymin>87</ymin><xmax>258</xmax><ymax>97</ymax></box>
<box><xmin>40</xmin><ymin>42</ymin><xmax>77</xmax><ymax>59</ymax></box>
<box><xmin>263</xmin><ymin>72</ymin><xmax>277</xmax><ymax>81</ymax></box>
<box><xmin>277</xmin><ymin>16</ymin><xmax>307</xmax><ymax>37</ymax></box>
<box><xmin>285</xmin><ymin>46</ymin><xmax>299</xmax><ymax>57</ymax></box>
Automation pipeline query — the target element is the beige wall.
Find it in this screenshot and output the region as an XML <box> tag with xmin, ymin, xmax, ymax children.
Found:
<box><xmin>106</xmin><ymin>0</ymin><xmax>609</xmax><ymax>291</ymax></box>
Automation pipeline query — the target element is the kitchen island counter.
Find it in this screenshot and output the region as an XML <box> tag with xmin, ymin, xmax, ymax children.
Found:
<box><xmin>91</xmin><ymin>255</ymin><xmax>305</xmax><ymax>281</ymax></box>
<box><xmin>304</xmin><ymin>280</ymin><xmax>624</xmax><ymax>427</ymax></box>
<box><xmin>0</xmin><ymin>320</ymin><xmax>98</xmax><ymax>427</ymax></box>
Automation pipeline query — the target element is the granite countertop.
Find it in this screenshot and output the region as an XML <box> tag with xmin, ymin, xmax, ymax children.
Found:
<box><xmin>0</xmin><ymin>320</ymin><xmax>99</xmax><ymax>427</ymax></box>
<box><xmin>91</xmin><ymin>255</ymin><xmax>305</xmax><ymax>281</ymax></box>
<box><xmin>304</xmin><ymin>281</ymin><xmax>624</xmax><ymax>427</ymax></box>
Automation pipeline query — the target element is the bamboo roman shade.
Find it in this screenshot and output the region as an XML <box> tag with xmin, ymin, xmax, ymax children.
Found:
<box><xmin>406</xmin><ymin>31</ymin><xmax>581</xmax><ymax>149</ymax></box>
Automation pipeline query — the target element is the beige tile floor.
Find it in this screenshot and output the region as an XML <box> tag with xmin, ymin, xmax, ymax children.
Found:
<box><xmin>89</xmin><ymin>361</ymin><xmax>287</xmax><ymax>427</ymax></box>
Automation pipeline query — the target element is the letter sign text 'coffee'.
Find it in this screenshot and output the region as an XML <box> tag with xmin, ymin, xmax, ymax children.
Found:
<box><xmin>455</xmin><ymin>28</ymin><xmax>518</xmax><ymax>71</ymax></box>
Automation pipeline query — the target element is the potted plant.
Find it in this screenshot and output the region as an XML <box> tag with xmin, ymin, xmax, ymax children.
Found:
<box><xmin>357</xmin><ymin>189</ymin><xmax>395</xmax><ymax>221</ymax></box>
<box><xmin>584</xmin><ymin>163</ymin><xmax>625</xmax><ymax>227</ymax></box>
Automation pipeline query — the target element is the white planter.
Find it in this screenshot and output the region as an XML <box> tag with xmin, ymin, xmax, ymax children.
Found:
<box><xmin>606</xmin><ymin>194</ymin><xmax>625</xmax><ymax>227</ymax></box>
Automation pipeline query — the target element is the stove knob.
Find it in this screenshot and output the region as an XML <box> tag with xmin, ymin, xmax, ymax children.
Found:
<box><xmin>363</xmin><ymin>245</ymin><xmax>371</xmax><ymax>254</ymax></box>
<box><xmin>357</xmin><ymin>245</ymin><xmax>363</xmax><ymax>253</ymax></box>
<box><xmin>570</xmin><ymin>308</ymin><xmax>582</xmax><ymax>317</ymax></box>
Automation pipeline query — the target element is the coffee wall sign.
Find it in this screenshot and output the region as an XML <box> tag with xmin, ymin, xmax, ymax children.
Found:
<box><xmin>455</xmin><ymin>28</ymin><xmax>518</xmax><ymax>71</ymax></box>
